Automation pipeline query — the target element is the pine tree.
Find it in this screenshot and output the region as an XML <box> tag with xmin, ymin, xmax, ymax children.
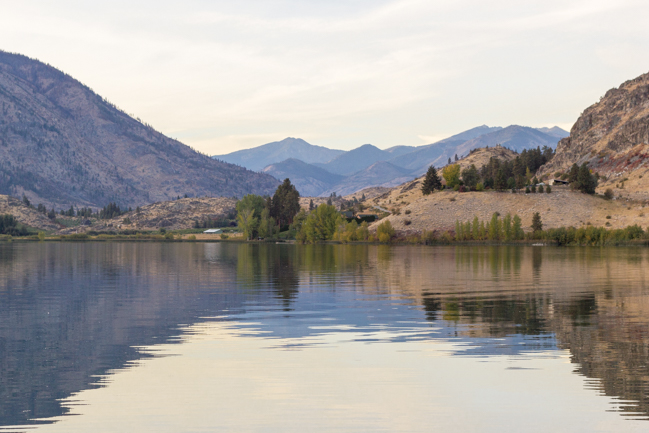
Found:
<box><xmin>531</xmin><ymin>212</ymin><xmax>543</xmax><ymax>232</ymax></box>
<box><xmin>421</xmin><ymin>166</ymin><xmax>442</xmax><ymax>195</ymax></box>
<box><xmin>309</xmin><ymin>199</ymin><xmax>315</xmax><ymax>211</ymax></box>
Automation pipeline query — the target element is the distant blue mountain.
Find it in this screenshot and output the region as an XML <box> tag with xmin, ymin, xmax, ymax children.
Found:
<box><xmin>212</xmin><ymin>125</ymin><xmax>568</xmax><ymax>196</ymax></box>
<box><xmin>213</xmin><ymin>137</ymin><xmax>344</xmax><ymax>171</ymax></box>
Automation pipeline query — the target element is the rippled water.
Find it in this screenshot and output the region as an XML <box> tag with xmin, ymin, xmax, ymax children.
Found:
<box><xmin>1</xmin><ymin>242</ymin><xmax>648</xmax><ymax>432</ymax></box>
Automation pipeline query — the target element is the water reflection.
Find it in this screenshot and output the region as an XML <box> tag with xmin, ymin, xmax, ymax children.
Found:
<box><xmin>0</xmin><ymin>243</ymin><xmax>648</xmax><ymax>428</ymax></box>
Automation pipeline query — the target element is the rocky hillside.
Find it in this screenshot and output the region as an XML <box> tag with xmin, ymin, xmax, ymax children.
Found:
<box><xmin>58</xmin><ymin>197</ymin><xmax>238</xmax><ymax>233</ymax></box>
<box><xmin>0</xmin><ymin>51</ymin><xmax>278</xmax><ymax>209</ymax></box>
<box><xmin>0</xmin><ymin>195</ymin><xmax>61</xmax><ymax>231</ymax></box>
<box><xmin>539</xmin><ymin>71</ymin><xmax>649</xmax><ymax>199</ymax></box>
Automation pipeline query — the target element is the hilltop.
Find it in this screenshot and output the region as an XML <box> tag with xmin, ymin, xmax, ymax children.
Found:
<box><xmin>0</xmin><ymin>51</ymin><xmax>278</xmax><ymax>209</ymax></box>
<box><xmin>539</xmin><ymin>71</ymin><xmax>649</xmax><ymax>200</ymax></box>
<box><xmin>361</xmin><ymin>146</ymin><xmax>641</xmax><ymax>235</ymax></box>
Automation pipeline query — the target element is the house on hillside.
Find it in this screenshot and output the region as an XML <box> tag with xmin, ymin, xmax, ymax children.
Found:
<box><xmin>549</xmin><ymin>179</ymin><xmax>569</xmax><ymax>186</ymax></box>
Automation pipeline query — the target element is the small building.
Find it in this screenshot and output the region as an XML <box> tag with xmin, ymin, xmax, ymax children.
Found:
<box><xmin>203</xmin><ymin>228</ymin><xmax>222</xmax><ymax>234</ymax></box>
<box><xmin>356</xmin><ymin>214</ymin><xmax>378</xmax><ymax>223</ymax></box>
<box><xmin>549</xmin><ymin>179</ymin><xmax>569</xmax><ymax>186</ymax></box>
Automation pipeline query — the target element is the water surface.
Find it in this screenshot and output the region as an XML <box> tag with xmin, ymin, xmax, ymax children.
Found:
<box><xmin>1</xmin><ymin>243</ymin><xmax>648</xmax><ymax>432</ymax></box>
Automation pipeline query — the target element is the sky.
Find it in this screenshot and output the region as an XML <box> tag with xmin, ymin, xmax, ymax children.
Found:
<box><xmin>1</xmin><ymin>0</ymin><xmax>648</xmax><ymax>155</ymax></box>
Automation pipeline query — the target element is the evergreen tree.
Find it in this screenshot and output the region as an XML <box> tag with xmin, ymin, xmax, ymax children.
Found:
<box><xmin>531</xmin><ymin>212</ymin><xmax>543</xmax><ymax>232</ymax></box>
<box><xmin>494</xmin><ymin>169</ymin><xmax>507</xmax><ymax>191</ymax></box>
<box><xmin>22</xmin><ymin>194</ymin><xmax>31</xmax><ymax>207</ymax></box>
<box><xmin>309</xmin><ymin>199</ymin><xmax>315</xmax><ymax>211</ymax></box>
<box><xmin>270</xmin><ymin>178</ymin><xmax>300</xmax><ymax>228</ymax></box>
<box><xmin>448</xmin><ymin>157</ymin><xmax>451</xmax><ymax>165</ymax></box>
<box><xmin>454</xmin><ymin>154</ymin><xmax>459</xmax><ymax>161</ymax></box>
<box><xmin>568</xmin><ymin>163</ymin><xmax>579</xmax><ymax>184</ymax></box>
<box><xmin>576</xmin><ymin>163</ymin><xmax>597</xmax><ymax>194</ymax></box>
<box><xmin>461</xmin><ymin>165</ymin><xmax>479</xmax><ymax>190</ymax></box>
<box><xmin>422</xmin><ymin>166</ymin><xmax>442</xmax><ymax>194</ymax></box>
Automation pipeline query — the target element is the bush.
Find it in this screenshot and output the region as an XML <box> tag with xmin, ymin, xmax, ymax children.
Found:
<box><xmin>546</xmin><ymin>185</ymin><xmax>551</xmax><ymax>193</ymax></box>
<box><xmin>604</xmin><ymin>189</ymin><xmax>614</xmax><ymax>200</ymax></box>
<box><xmin>220</xmin><ymin>233</ymin><xmax>229</xmax><ymax>240</ymax></box>
<box><xmin>38</xmin><ymin>231</ymin><xmax>45</xmax><ymax>241</ymax></box>
<box><xmin>405</xmin><ymin>209</ymin><xmax>411</xmax><ymax>215</ymax></box>
<box><xmin>376</xmin><ymin>220</ymin><xmax>395</xmax><ymax>243</ymax></box>
<box><xmin>164</xmin><ymin>232</ymin><xmax>174</xmax><ymax>240</ymax></box>
<box><xmin>404</xmin><ymin>219</ymin><xmax>412</xmax><ymax>226</ymax></box>
<box><xmin>187</xmin><ymin>234</ymin><xmax>197</xmax><ymax>240</ymax></box>
<box><xmin>476</xmin><ymin>183</ymin><xmax>484</xmax><ymax>192</ymax></box>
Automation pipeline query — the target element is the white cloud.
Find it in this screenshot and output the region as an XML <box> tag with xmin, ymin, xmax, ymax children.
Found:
<box><xmin>0</xmin><ymin>0</ymin><xmax>648</xmax><ymax>153</ymax></box>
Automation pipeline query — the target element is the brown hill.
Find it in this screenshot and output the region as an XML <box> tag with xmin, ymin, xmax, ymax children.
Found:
<box><xmin>539</xmin><ymin>71</ymin><xmax>649</xmax><ymax>200</ymax></box>
<box><xmin>0</xmin><ymin>51</ymin><xmax>278</xmax><ymax>209</ymax></box>
<box><xmin>453</xmin><ymin>145</ymin><xmax>518</xmax><ymax>170</ymax></box>
<box><xmin>0</xmin><ymin>195</ymin><xmax>61</xmax><ymax>231</ymax></box>
<box><xmin>57</xmin><ymin>197</ymin><xmax>238</xmax><ymax>233</ymax></box>
<box><xmin>367</xmin><ymin>186</ymin><xmax>642</xmax><ymax>235</ymax></box>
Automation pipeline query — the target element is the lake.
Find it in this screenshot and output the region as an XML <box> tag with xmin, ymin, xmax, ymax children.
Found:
<box><xmin>1</xmin><ymin>242</ymin><xmax>648</xmax><ymax>432</ymax></box>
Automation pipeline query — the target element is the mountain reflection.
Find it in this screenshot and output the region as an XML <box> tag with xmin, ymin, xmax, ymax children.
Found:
<box><xmin>0</xmin><ymin>243</ymin><xmax>648</xmax><ymax>426</ymax></box>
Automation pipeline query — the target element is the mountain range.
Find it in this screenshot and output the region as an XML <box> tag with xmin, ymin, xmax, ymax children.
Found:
<box><xmin>0</xmin><ymin>51</ymin><xmax>279</xmax><ymax>209</ymax></box>
<box><xmin>216</xmin><ymin>125</ymin><xmax>568</xmax><ymax>197</ymax></box>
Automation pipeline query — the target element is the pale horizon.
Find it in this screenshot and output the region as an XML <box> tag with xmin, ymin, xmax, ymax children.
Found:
<box><xmin>1</xmin><ymin>1</ymin><xmax>647</xmax><ymax>154</ymax></box>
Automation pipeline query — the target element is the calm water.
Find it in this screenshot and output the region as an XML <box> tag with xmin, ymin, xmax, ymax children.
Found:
<box><xmin>1</xmin><ymin>242</ymin><xmax>649</xmax><ymax>432</ymax></box>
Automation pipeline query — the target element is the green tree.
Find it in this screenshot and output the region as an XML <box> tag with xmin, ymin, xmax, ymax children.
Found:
<box><xmin>258</xmin><ymin>208</ymin><xmax>276</xmax><ymax>239</ymax></box>
<box><xmin>568</xmin><ymin>163</ymin><xmax>579</xmax><ymax>184</ymax></box>
<box><xmin>461</xmin><ymin>164</ymin><xmax>479</xmax><ymax>190</ymax></box>
<box><xmin>442</xmin><ymin>164</ymin><xmax>461</xmax><ymax>189</ymax></box>
<box><xmin>513</xmin><ymin>214</ymin><xmax>523</xmax><ymax>240</ymax></box>
<box><xmin>237</xmin><ymin>208</ymin><xmax>256</xmax><ymax>240</ymax></box>
<box><xmin>576</xmin><ymin>163</ymin><xmax>597</xmax><ymax>194</ymax></box>
<box><xmin>503</xmin><ymin>214</ymin><xmax>512</xmax><ymax>241</ymax></box>
<box><xmin>270</xmin><ymin>178</ymin><xmax>300</xmax><ymax>228</ymax></box>
<box><xmin>488</xmin><ymin>213</ymin><xmax>501</xmax><ymax>240</ymax></box>
<box><xmin>298</xmin><ymin>204</ymin><xmax>342</xmax><ymax>243</ymax></box>
<box><xmin>422</xmin><ymin>165</ymin><xmax>442</xmax><ymax>194</ymax></box>
<box><xmin>494</xmin><ymin>169</ymin><xmax>507</xmax><ymax>191</ymax></box>
<box><xmin>531</xmin><ymin>212</ymin><xmax>543</xmax><ymax>232</ymax></box>
<box><xmin>377</xmin><ymin>220</ymin><xmax>396</xmax><ymax>243</ymax></box>
<box><xmin>472</xmin><ymin>216</ymin><xmax>480</xmax><ymax>240</ymax></box>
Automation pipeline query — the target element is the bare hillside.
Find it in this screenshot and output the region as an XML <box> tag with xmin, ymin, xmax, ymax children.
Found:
<box><xmin>0</xmin><ymin>51</ymin><xmax>278</xmax><ymax>209</ymax></box>
<box><xmin>366</xmin><ymin>184</ymin><xmax>643</xmax><ymax>235</ymax></box>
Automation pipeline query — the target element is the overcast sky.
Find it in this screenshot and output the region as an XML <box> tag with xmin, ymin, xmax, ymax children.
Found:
<box><xmin>1</xmin><ymin>0</ymin><xmax>648</xmax><ymax>154</ymax></box>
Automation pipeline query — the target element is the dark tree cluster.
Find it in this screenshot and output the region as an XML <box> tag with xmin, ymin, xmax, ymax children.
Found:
<box><xmin>0</xmin><ymin>214</ymin><xmax>28</xmax><ymax>236</ymax></box>
<box><xmin>464</xmin><ymin>146</ymin><xmax>554</xmax><ymax>191</ymax></box>
<box><xmin>567</xmin><ymin>163</ymin><xmax>598</xmax><ymax>194</ymax></box>
<box><xmin>99</xmin><ymin>202</ymin><xmax>124</xmax><ymax>219</ymax></box>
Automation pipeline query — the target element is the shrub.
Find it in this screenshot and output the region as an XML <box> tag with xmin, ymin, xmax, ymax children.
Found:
<box><xmin>405</xmin><ymin>209</ymin><xmax>411</xmax><ymax>215</ymax></box>
<box><xmin>606</xmin><ymin>215</ymin><xmax>611</xmax><ymax>219</ymax></box>
<box><xmin>604</xmin><ymin>189</ymin><xmax>614</xmax><ymax>200</ymax></box>
<box><xmin>546</xmin><ymin>185</ymin><xmax>552</xmax><ymax>193</ymax></box>
<box><xmin>220</xmin><ymin>233</ymin><xmax>229</xmax><ymax>240</ymax></box>
<box><xmin>38</xmin><ymin>231</ymin><xmax>45</xmax><ymax>241</ymax></box>
<box><xmin>476</xmin><ymin>183</ymin><xmax>484</xmax><ymax>192</ymax></box>
<box><xmin>187</xmin><ymin>234</ymin><xmax>197</xmax><ymax>240</ymax></box>
<box><xmin>449</xmin><ymin>197</ymin><xmax>456</xmax><ymax>202</ymax></box>
<box><xmin>404</xmin><ymin>219</ymin><xmax>412</xmax><ymax>226</ymax></box>
<box><xmin>377</xmin><ymin>220</ymin><xmax>395</xmax><ymax>243</ymax></box>
<box><xmin>164</xmin><ymin>232</ymin><xmax>174</xmax><ymax>240</ymax></box>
